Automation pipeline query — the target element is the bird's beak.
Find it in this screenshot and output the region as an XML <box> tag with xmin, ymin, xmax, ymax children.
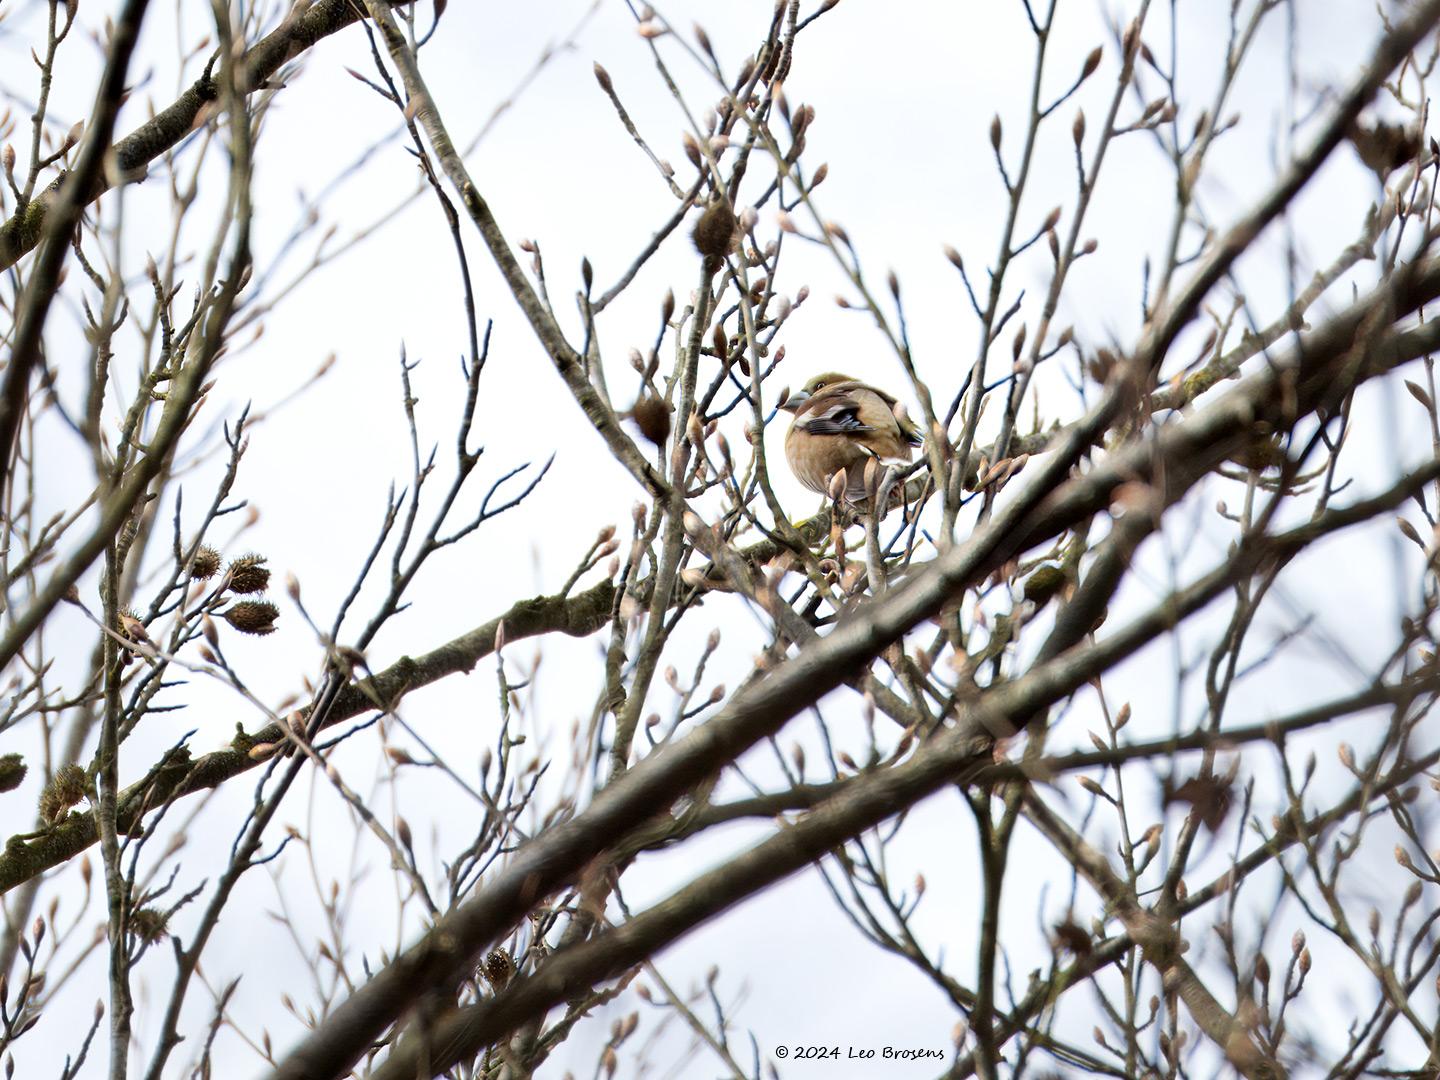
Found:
<box><xmin>779</xmin><ymin>388</ymin><xmax>808</xmax><ymax>413</ymax></box>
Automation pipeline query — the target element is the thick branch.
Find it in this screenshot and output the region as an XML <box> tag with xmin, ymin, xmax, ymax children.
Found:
<box><xmin>364</xmin><ymin>456</ymin><xmax>1440</xmax><ymax>1080</ymax></box>
<box><xmin>0</xmin><ymin>578</ymin><xmax>616</xmax><ymax>894</ymax></box>
<box><xmin>1134</xmin><ymin>0</ymin><xmax>1440</xmax><ymax>370</ymax></box>
<box><xmin>0</xmin><ymin>0</ymin><xmax>152</xmax><ymax>497</ymax></box>
<box><xmin>0</xmin><ymin>0</ymin><xmax>411</xmax><ymax>272</ymax></box>
<box><xmin>268</xmin><ymin>259</ymin><xmax>1440</xmax><ymax>1080</ymax></box>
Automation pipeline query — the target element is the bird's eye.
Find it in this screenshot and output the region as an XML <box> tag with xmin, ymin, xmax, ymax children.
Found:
<box><xmin>813</xmin><ymin>380</ymin><xmax>827</xmax><ymax>390</ymax></box>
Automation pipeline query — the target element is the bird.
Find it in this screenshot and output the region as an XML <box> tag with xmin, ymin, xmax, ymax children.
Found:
<box><xmin>780</xmin><ymin>372</ymin><xmax>923</xmax><ymax>507</ymax></box>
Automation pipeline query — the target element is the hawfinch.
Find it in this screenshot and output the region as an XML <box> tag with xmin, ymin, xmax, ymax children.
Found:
<box><xmin>781</xmin><ymin>372</ymin><xmax>923</xmax><ymax>505</ymax></box>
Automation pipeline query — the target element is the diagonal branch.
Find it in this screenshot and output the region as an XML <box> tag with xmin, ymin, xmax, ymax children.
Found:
<box><xmin>0</xmin><ymin>578</ymin><xmax>617</xmax><ymax>894</ymax></box>
<box><xmin>0</xmin><ymin>0</ymin><xmax>153</xmax><ymax>500</ymax></box>
<box><xmin>362</xmin><ymin>452</ymin><xmax>1440</xmax><ymax>1080</ymax></box>
<box><xmin>1022</xmin><ymin>794</ymin><xmax>1282</xmax><ymax>1078</ymax></box>
<box><xmin>0</xmin><ymin>0</ymin><xmax>413</xmax><ymax>273</ymax></box>
<box><xmin>1133</xmin><ymin>0</ymin><xmax>1440</xmax><ymax>375</ymax></box>
<box><xmin>359</xmin><ymin>0</ymin><xmax>668</xmax><ymax>499</ymax></box>
<box><xmin>267</xmin><ymin>249</ymin><xmax>1440</xmax><ymax>1080</ymax></box>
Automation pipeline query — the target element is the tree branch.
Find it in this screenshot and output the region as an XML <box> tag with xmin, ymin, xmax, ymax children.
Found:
<box><xmin>267</xmin><ymin>270</ymin><xmax>1440</xmax><ymax>1080</ymax></box>
<box><xmin>0</xmin><ymin>577</ymin><xmax>617</xmax><ymax>894</ymax></box>
<box><xmin>0</xmin><ymin>0</ymin><xmax>413</xmax><ymax>272</ymax></box>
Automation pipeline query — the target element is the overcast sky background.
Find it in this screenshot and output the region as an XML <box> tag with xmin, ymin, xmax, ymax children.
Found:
<box><xmin>2</xmin><ymin>0</ymin><xmax>1435</xmax><ymax>1076</ymax></box>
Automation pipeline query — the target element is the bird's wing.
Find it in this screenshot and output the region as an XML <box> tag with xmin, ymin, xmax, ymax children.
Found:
<box><xmin>854</xmin><ymin>382</ymin><xmax>922</xmax><ymax>447</ymax></box>
<box><xmin>797</xmin><ymin>394</ymin><xmax>874</xmax><ymax>436</ymax></box>
<box><xmin>798</xmin><ymin>385</ymin><xmax>922</xmax><ymax>453</ymax></box>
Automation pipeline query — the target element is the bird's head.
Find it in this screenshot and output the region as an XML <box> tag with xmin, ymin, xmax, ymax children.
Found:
<box><xmin>779</xmin><ymin>371</ymin><xmax>856</xmax><ymax>413</ymax></box>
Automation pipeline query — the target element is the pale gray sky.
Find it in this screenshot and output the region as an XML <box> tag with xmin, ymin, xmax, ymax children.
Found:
<box><xmin>2</xmin><ymin>1</ymin><xmax>1431</xmax><ymax>1075</ymax></box>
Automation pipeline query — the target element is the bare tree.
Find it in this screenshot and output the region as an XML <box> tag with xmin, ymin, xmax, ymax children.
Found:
<box><xmin>3</xmin><ymin>1</ymin><xmax>1440</xmax><ymax>1077</ymax></box>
